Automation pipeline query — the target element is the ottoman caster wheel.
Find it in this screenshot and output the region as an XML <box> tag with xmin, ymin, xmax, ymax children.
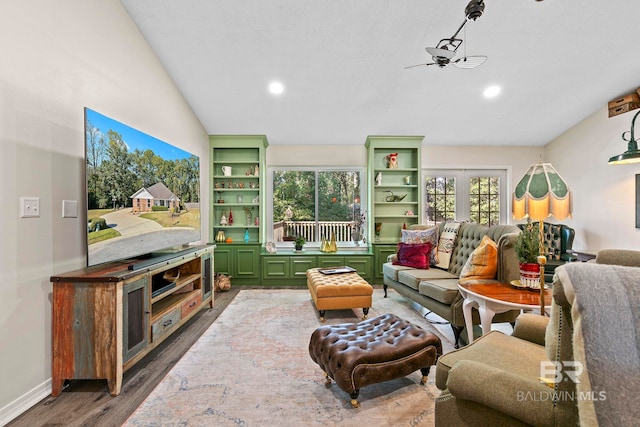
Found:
<box><xmin>420</xmin><ymin>367</ymin><xmax>431</xmax><ymax>385</ymax></box>
<box><xmin>350</xmin><ymin>390</ymin><xmax>360</xmax><ymax>408</ymax></box>
<box><xmin>323</xmin><ymin>372</ymin><xmax>332</xmax><ymax>386</ymax></box>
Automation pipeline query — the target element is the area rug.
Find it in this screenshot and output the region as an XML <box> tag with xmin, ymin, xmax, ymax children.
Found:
<box><xmin>124</xmin><ymin>288</ymin><xmax>452</xmax><ymax>426</ymax></box>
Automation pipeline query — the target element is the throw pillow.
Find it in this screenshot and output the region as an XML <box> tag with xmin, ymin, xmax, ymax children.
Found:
<box><xmin>435</xmin><ymin>221</ymin><xmax>462</xmax><ymax>269</ymax></box>
<box><xmin>459</xmin><ymin>235</ymin><xmax>498</xmax><ymax>283</ymax></box>
<box><xmin>401</xmin><ymin>227</ymin><xmax>439</xmax><ymax>266</ymax></box>
<box><xmin>393</xmin><ymin>242</ymin><xmax>433</xmax><ymax>269</ymax></box>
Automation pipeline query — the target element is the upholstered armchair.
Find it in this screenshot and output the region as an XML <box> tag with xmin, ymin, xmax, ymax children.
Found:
<box><xmin>517</xmin><ymin>222</ymin><xmax>575</xmax><ymax>282</ymax></box>
<box><xmin>434</xmin><ymin>249</ymin><xmax>640</xmax><ymax>426</ymax></box>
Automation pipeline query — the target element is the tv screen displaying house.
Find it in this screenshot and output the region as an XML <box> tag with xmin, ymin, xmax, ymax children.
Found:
<box><xmin>84</xmin><ymin>108</ymin><xmax>201</xmax><ymax>266</ymax></box>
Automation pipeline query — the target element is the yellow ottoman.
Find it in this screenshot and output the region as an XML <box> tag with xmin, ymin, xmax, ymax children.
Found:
<box><xmin>306</xmin><ymin>268</ymin><xmax>373</xmax><ymax>322</ymax></box>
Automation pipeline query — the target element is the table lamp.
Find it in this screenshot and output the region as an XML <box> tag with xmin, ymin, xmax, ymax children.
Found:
<box><xmin>513</xmin><ymin>162</ymin><xmax>572</xmax><ymax>314</ymax></box>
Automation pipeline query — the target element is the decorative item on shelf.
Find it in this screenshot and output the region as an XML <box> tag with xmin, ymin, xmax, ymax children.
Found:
<box><xmin>222</xmin><ymin>166</ymin><xmax>232</xmax><ymax>176</ymax></box>
<box><xmin>254</xmin><ymin>165</ymin><xmax>259</xmax><ymax>176</ymax></box>
<box><xmin>515</xmin><ymin>218</ymin><xmax>541</xmax><ymax>289</ymax></box>
<box><xmin>215</xmin><ymin>230</ymin><xmax>226</xmax><ymax>242</ymax></box>
<box><xmin>254</xmin><ymin>216</ymin><xmax>260</xmax><ymax>226</ymax></box>
<box><xmin>237</xmin><ymin>195</ymin><xmax>243</xmax><ymax>203</ymax></box>
<box><xmin>351</xmin><ymin>210</ymin><xmax>366</xmax><ymax>246</ymax></box>
<box><xmin>320</xmin><ymin>236</ymin><xmax>329</xmax><ymax>252</ymax></box>
<box><xmin>245</xmin><ymin>167</ymin><xmax>253</xmax><ymax>176</ymax></box>
<box><xmin>405</xmin><ymin>210</ymin><xmax>415</xmax><ymax>216</ymax></box>
<box><xmin>227</xmin><ymin>180</ymin><xmax>233</xmax><ymax>188</ymax></box>
<box><xmin>403</xmin><ymin>175</ymin><xmax>411</xmax><ymax>185</ymax></box>
<box><xmin>217</xmin><ymin>198</ymin><xmax>225</xmax><ymax>204</ymax></box>
<box><xmin>228</xmin><ymin>209</ymin><xmax>234</xmax><ymax>226</ymax></box>
<box><xmin>384</xmin><ymin>191</ymin><xmax>407</xmax><ymax>202</ymax></box>
<box><xmin>608</xmin><ymin>109</ymin><xmax>640</xmax><ymax>164</ymax></box>
<box><xmin>215</xmin><ymin>182</ymin><xmax>221</xmax><ymax>189</ymax></box>
<box><xmin>244</xmin><ymin>228</ymin><xmax>250</xmax><ymax>243</ymax></box>
<box><xmin>294</xmin><ymin>236</ymin><xmax>305</xmax><ymax>251</ymax></box>
<box><xmin>220</xmin><ymin>210</ymin><xmax>228</xmax><ymax>226</ymax></box>
<box><xmin>513</xmin><ymin>162</ymin><xmax>572</xmax><ymax>314</ymax></box>
<box><xmin>385</xmin><ymin>152</ymin><xmax>399</xmax><ymax>168</ymax></box>
<box><xmin>252</xmin><ymin>195</ymin><xmax>259</xmax><ymax>203</ymax></box>
<box><xmin>226</xmin><ymin>237</ymin><xmax>233</xmax><ymax>243</ymax></box>
<box><xmin>375</xmin><ymin>172</ymin><xmax>382</xmax><ymax>186</ymax></box>
<box><xmin>249</xmin><ymin>181</ymin><xmax>257</xmax><ymax>189</ymax></box>
<box><xmin>328</xmin><ymin>232</ymin><xmax>338</xmax><ymax>252</ymax></box>
<box><xmin>162</xmin><ymin>268</ymin><xmax>180</xmax><ymax>285</ymax></box>
<box><xmin>243</xmin><ymin>206</ymin><xmax>253</xmax><ymax>225</ymax></box>
<box><xmin>374</xmin><ymin>222</ymin><xmax>383</xmax><ymax>241</ymax></box>
<box><xmin>265</xmin><ymin>241</ymin><xmax>276</xmax><ymax>253</ymax></box>
<box><xmin>238</xmin><ymin>182</ymin><xmax>245</xmax><ymax>189</ymax></box>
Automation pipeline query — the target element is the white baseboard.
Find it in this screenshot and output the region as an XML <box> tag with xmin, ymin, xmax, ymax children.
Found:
<box><xmin>0</xmin><ymin>379</ymin><xmax>51</xmax><ymax>426</ymax></box>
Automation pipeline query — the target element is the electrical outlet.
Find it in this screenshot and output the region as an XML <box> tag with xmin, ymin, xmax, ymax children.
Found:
<box><xmin>20</xmin><ymin>197</ymin><xmax>40</xmax><ymax>218</ymax></box>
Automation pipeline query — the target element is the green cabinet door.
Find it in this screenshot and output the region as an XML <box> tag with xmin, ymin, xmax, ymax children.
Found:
<box><xmin>214</xmin><ymin>244</ymin><xmax>259</xmax><ymax>285</ymax></box>
<box><xmin>373</xmin><ymin>244</ymin><xmax>397</xmax><ymax>283</ymax></box>
<box><xmin>235</xmin><ymin>245</ymin><xmax>260</xmax><ymax>279</ymax></box>
<box><xmin>291</xmin><ymin>257</ymin><xmax>315</xmax><ymax>278</ymax></box>
<box><xmin>317</xmin><ymin>256</ymin><xmax>345</xmax><ymax>268</ymax></box>
<box><xmin>344</xmin><ymin>256</ymin><xmax>373</xmax><ymax>280</ymax></box>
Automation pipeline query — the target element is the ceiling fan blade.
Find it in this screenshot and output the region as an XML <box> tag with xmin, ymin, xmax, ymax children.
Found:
<box><xmin>425</xmin><ymin>47</ymin><xmax>456</xmax><ymax>59</ymax></box>
<box><xmin>403</xmin><ymin>63</ymin><xmax>436</xmax><ymax>69</ymax></box>
<box><xmin>452</xmin><ymin>55</ymin><xmax>487</xmax><ymax>69</ymax></box>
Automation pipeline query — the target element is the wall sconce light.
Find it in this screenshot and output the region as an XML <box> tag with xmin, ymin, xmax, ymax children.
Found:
<box><xmin>609</xmin><ymin>110</ymin><xmax>640</xmax><ymax>165</ymax></box>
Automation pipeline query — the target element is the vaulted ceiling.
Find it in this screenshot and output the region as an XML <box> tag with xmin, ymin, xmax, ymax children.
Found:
<box><xmin>121</xmin><ymin>0</ymin><xmax>640</xmax><ymax>146</ymax></box>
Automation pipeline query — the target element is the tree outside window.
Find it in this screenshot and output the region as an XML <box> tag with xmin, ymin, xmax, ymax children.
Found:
<box><xmin>272</xmin><ymin>169</ymin><xmax>363</xmax><ymax>245</ymax></box>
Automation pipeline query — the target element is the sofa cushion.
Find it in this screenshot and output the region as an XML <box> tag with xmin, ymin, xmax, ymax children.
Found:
<box><xmin>435</xmin><ymin>221</ymin><xmax>462</xmax><ymax>270</ymax></box>
<box><xmin>382</xmin><ymin>262</ymin><xmax>414</xmax><ymax>282</ymax></box>
<box><xmin>402</xmin><ymin>227</ymin><xmax>439</xmax><ymax>265</ymax></box>
<box><xmin>397</xmin><ymin>268</ymin><xmax>456</xmax><ymax>291</ymax></box>
<box><xmin>459</xmin><ymin>235</ymin><xmax>498</xmax><ymax>283</ymax></box>
<box><xmin>400</xmin><ymin>226</ymin><xmax>439</xmax><ymax>266</ymax></box>
<box><xmin>393</xmin><ymin>242</ymin><xmax>433</xmax><ymax>269</ymax></box>
<box><xmin>418</xmin><ymin>279</ymin><xmax>461</xmax><ymax>305</ymax></box>
<box><xmin>435</xmin><ymin>330</ymin><xmax>548</xmax><ymax>391</ymax></box>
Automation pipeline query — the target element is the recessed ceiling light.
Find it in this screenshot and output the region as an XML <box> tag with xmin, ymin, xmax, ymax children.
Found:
<box><xmin>483</xmin><ymin>85</ymin><xmax>501</xmax><ymax>98</ymax></box>
<box><xmin>268</xmin><ymin>81</ymin><xmax>284</xmax><ymax>95</ymax></box>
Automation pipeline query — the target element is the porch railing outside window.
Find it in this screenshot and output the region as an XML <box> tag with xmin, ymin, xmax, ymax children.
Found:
<box><xmin>273</xmin><ymin>220</ymin><xmax>354</xmax><ymax>242</ymax></box>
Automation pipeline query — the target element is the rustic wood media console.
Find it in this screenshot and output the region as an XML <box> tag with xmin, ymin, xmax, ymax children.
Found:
<box><xmin>50</xmin><ymin>245</ymin><xmax>214</xmax><ymax>396</ymax></box>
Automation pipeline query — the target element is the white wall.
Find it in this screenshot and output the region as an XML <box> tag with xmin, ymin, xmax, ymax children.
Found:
<box><xmin>545</xmin><ymin>108</ymin><xmax>640</xmax><ymax>250</ymax></box>
<box><xmin>0</xmin><ymin>1</ymin><xmax>209</xmax><ymax>423</ymax></box>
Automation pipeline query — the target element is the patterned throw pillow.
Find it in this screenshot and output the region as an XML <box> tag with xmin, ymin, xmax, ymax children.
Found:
<box><xmin>435</xmin><ymin>221</ymin><xmax>462</xmax><ymax>270</ymax></box>
<box><xmin>401</xmin><ymin>227</ymin><xmax>439</xmax><ymax>266</ymax></box>
<box><xmin>393</xmin><ymin>242</ymin><xmax>433</xmax><ymax>269</ymax></box>
<box><xmin>459</xmin><ymin>235</ymin><xmax>498</xmax><ymax>283</ymax></box>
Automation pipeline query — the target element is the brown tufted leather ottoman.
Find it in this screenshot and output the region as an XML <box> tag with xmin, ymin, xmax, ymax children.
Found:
<box><xmin>308</xmin><ymin>313</ymin><xmax>442</xmax><ymax>407</ymax></box>
<box><xmin>306</xmin><ymin>268</ymin><xmax>373</xmax><ymax>322</ymax></box>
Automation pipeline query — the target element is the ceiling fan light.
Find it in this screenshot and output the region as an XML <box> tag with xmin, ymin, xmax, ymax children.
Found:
<box><xmin>425</xmin><ymin>46</ymin><xmax>456</xmax><ymax>59</ymax></box>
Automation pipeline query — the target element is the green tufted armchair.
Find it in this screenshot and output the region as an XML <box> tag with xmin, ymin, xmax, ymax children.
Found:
<box><xmin>517</xmin><ymin>222</ymin><xmax>575</xmax><ymax>283</ymax></box>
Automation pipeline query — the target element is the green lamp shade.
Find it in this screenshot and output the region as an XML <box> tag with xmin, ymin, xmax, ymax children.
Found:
<box><xmin>513</xmin><ymin>163</ymin><xmax>572</xmax><ymax>220</ymax></box>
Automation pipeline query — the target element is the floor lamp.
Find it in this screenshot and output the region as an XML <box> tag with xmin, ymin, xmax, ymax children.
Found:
<box><xmin>513</xmin><ymin>162</ymin><xmax>572</xmax><ymax>314</ymax></box>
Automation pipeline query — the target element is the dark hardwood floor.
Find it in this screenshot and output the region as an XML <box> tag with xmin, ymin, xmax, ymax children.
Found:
<box><xmin>8</xmin><ymin>288</ymin><xmax>241</xmax><ymax>427</ymax></box>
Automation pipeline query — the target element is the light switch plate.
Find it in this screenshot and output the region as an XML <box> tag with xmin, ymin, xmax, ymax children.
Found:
<box><xmin>20</xmin><ymin>197</ymin><xmax>40</xmax><ymax>218</ymax></box>
<box><xmin>62</xmin><ymin>200</ymin><xmax>78</xmax><ymax>218</ymax></box>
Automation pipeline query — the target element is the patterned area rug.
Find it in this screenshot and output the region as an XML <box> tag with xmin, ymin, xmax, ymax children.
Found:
<box><xmin>124</xmin><ymin>288</ymin><xmax>452</xmax><ymax>426</ymax></box>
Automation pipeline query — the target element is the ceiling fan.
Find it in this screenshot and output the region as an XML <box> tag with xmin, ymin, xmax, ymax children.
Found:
<box><xmin>405</xmin><ymin>0</ymin><xmax>487</xmax><ymax>70</ymax></box>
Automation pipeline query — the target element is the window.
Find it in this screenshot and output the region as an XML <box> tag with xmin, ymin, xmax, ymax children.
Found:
<box><xmin>424</xmin><ymin>169</ymin><xmax>507</xmax><ymax>226</ymax></box>
<box><xmin>269</xmin><ymin>168</ymin><xmax>364</xmax><ymax>246</ymax></box>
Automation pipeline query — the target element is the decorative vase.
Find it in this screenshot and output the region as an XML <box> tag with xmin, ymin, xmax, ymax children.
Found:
<box><xmin>328</xmin><ymin>232</ymin><xmax>338</xmax><ymax>253</ymax></box>
<box><xmin>244</xmin><ymin>228</ymin><xmax>250</xmax><ymax>243</ymax></box>
<box><xmin>519</xmin><ymin>262</ymin><xmax>541</xmax><ymax>289</ymax></box>
<box><xmin>352</xmin><ymin>225</ymin><xmax>363</xmax><ymax>246</ymax></box>
<box><xmin>228</xmin><ymin>210</ymin><xmax>233</xmax><ymax>225</ymax></box>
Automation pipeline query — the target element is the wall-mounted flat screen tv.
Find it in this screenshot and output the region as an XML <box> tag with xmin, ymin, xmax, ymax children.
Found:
<box><xmin>85</xmin><ymin>108</ymin><xmax>201</xmax><ymax>267</ymax></box>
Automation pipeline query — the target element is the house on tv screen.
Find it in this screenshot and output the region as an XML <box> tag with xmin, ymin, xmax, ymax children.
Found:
<box><xmin>130</xmin><ymin>182</ymin><xmax>180</xmax><ymax>213</ymax></box>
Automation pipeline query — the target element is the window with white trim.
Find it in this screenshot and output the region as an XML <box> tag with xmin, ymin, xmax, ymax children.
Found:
<box><xmin>267</xmin><ymin>167</ymin><xmax>365</xmax><ymax>247</ymax></box>
<box><xmin>424</xmin><ymin>169</ymin><xmax>507</xmax><ymax>226</ymax></box>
